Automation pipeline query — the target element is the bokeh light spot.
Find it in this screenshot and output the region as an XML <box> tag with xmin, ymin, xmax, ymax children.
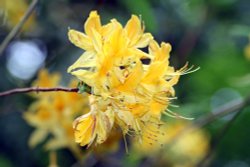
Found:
<box><xmin>6</xmin><ymin>40</ymin><xmax>47</xmax><ymax>80</ymax></box>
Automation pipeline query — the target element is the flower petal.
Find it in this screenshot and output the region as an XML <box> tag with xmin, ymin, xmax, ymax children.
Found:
<box><xmin>134</xmin><ymin>33</ymin><xmax>153</xmax><ymax>48</ymax></box>
<box><xmin>73</xmin><ymin>113</ymin><xmax>96</xmax><ymax>146</ymax></box>
<box><xmin>68</xmin><ymin>29</ymin><xmax>93</xmax><ymax>50</ymax></box>
<box><xmin>125</xmin><ymin>15</ymin><xmax>142</xmax><ymax>47</ymax></box>
<box><xmin>84</xmin><ymin>11</ymin><xmax>102</xmax><ymax>38</ymax></box>
<box><xmin>116</xmin><ymin>61</ymin><xmax>143</xmax><ymax>92</ymax></box>
<box><xmin>91</xmin><ymin>29</ymin><xmax>103</xmax><ymax>53</ymax></box>
<box><xmin>29</xmin><ymin>129</ymin><xmax>49</xmax><ymax>148</ymax></box>
<box><xmin>67</xmin><ymin>51</ymin><xmax>96</xmax><ymax>73</ymax></box>
<box><xmin>70</xmin><ymin>70</ymin><xmax>96</xmax><ymax>87</ymax></box>
<box><xmin>95</xmin><ymin>110</ymin><xmax>114</xmax><ymax>143</ymax></box>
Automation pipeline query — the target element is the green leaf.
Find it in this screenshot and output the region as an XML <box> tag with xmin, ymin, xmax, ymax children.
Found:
<box><xmin>119</xmin><ymin>0</ymin><xmax>157</xmax><ymax>32</ymax></box>
<box><xmin>0</xmin><ymin>155</ymin><xmax>13</xmax><ymax>167</ymax></box>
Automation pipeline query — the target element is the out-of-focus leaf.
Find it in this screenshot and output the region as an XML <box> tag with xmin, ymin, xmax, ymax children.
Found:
<box><xmin>209</xmin><ymin>0</ymin><xmax>237</xmax><ymax>7</ymax></box>
<box><xmin>119</xmin><ymin>0</ymin><xmax>156</xmax><ymax>32</ymax></box>
<box><xmin>230</xmin><ymin>25</ymin><xmax>250</xmax><ymax>37</ymax></box>
<box><xmin>122</xmin><ymin>151</ymin><xmax>141</xmax><ymax>167</ymax></box>
<box><xmin>167</xmin><ymin>0</ymin><xmax>206</xmax><ymax>27</ymax></box>
<box><xmin>0</xmin><ymin>155</ymin><xmax>13</xmax><ymax>167</ymax></box>
<box><xmin>189</xmin><ymin>32</ymin><xmax>250</xmax><ymax>96</ymax></box>
<box><xmin>214</xmin><ymin>107</ymin><xmax>250</xmax><ymax>163</ymax></box>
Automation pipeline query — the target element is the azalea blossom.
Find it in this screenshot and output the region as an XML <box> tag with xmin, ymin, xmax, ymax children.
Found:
<box><xmin>24</xmin><ymin>69</ymin><xmax>88</xmax><ymax>157</ymax></box>
<box><xmin>132</xmin><ymin>121</ymin><xmax>210</xmax><ymax>167</ymax></box>
<box><xmin>0</xmin><ymin>0</ymin><xmax>36</xmax><ymax>31</ymax></box>
<box><xmin>68</xmin><ymin>11</ymin><xmax>197</xmax><ymax>147</ymax></box>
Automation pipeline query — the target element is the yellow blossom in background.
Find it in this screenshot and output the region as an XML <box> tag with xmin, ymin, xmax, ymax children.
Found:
<box><xmin>93</xmin><ymin>129</ymin><xmax>122</xmax><ymax>154</ymax></box>
<box><xmin>244</xmin><ymin>37</ymin><xmax>250</xmax><ymax>61</ymax></box>
<box><xmin>32</xmin><ymin>69</ymin><xmax>60</xmax><ymax>88</ymax></box>
<box><xmin>23</xmin><ymin>69</ymin><xmax>88</xmax><ymax>157</ymax></box>
<box><xmin>132</xmin><ymin>121</ymin><xmax>210</xmax><ymax>167</ymax></box>
<box><xmin>0</xmin><ymin>0</ymin><xmax>36</xmax><ymax>31</ymax></box>
<box><xmin>68</xmin><ymin>11</ymin><xmax>197</xmax><ymax>147</ymax></box>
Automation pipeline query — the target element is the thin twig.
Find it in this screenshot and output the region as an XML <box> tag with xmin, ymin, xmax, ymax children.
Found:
<box><xmin>0</xmin><ymin>0</ymin><xmax>39</xmax><ymax>55</ymax></box>
<box><xmin>197</xmin><ymin>109</ymin><xmax>243</xmax><ymax>167</ymax></box>
<box><xmin>167</xmin><ymin>96</ymin><xmax>250</xmax><ymax>146</ymax></box>
<box><xmin>193</xmin><ymin>97</ymin><xmax>249</xmax><ymax>129</ymax></box>
<box><xmin>152</xmin><ymin>96</ymin><xmax>250</xmax><ymax>166</ymax></box>
<box><xmin>0</xmin><ymin>87</ymin><xmax>79</xmax><ymax>97</ymax></box>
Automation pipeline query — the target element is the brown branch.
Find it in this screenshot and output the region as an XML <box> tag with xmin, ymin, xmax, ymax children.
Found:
<box><xmin>0</xmin><ymin>87</ymin><xmax>79</xmax><ymax>97</ymax></box>
<box><xmin>193</xmin><ymin>97</ymin><xmax>249</xmax><ymax>129</ymax></box>
<box><xmin>1</xmin><ymin>84</ymin><xmax>250</xmax><ymax>128</ymax></box>
<box><xmin>197</xmin><ymin>109</ymin><xmax>243</xmax><ymax>167</ymax></box>
<box><xmin>0</xmin><ymin>0</ymin><xmax>39</xmax><ymax>55</ymax></box>
<box><xmin>166</xmin><ymin>96</ymin><xmax>250</xmax><ymax>147</ymax></box>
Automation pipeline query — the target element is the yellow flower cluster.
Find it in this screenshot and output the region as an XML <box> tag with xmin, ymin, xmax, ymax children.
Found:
<box><xmin>132</xmin><ymin>121</ymin><xmax>210</xmax><ymax>167</ymax></box>
<box><xmin>24</xmin><ymin>69</ymin><xmax>88</xmax><ymax>154</ymax></box>
<box><xmin>68</xmin><ymin>11</ymin><xmax>196</xmax><ymax>147</ymax></box>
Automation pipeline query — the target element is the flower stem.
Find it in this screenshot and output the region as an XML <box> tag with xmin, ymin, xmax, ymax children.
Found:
<box><xmin>48</xmin><ymin>151</ymin><xmax>58</xmax><ymax>167</ymax></box>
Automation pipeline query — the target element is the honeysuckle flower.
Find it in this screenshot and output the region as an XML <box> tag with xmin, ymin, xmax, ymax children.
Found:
<box><xmin>24</xmin><ymin>69</ymin><xmax>88</xmax><ymax>156</ymax></box>
<box><xmin>68</xmin><ymin>11</ymin><xmax>197</xmax><ymax>148</ymax></box>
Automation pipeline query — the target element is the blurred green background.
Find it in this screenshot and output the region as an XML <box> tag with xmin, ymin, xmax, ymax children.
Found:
<box><xmin>0</xmin><ymin>0</ymin><xmax>250</xmax><ymax>166</ymax></box>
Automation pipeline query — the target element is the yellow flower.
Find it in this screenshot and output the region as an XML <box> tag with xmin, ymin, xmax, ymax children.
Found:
<box><xmin>68</xmin><ymin>11</ymin><xmax>197</xmax><ymax>147</ymax></box>
<box><xmin>0</xmin><ymin>0</ymin><xmax>36</xmax><ymax>31</ymax></box>
<box><xmin>32</xmin><ymin>69</ymin><xmax>60</xmax><ymax>88</ymax></box>
<box><xmin>132</xmin><ymin>121</ymin><xmax>210</xmax><ymax>167</ymax></box>
<box><xmin>73</xmin><ymin>95</ymin><xmax>114</xmax><ymax>147</ymax></box>
<box><xmin>67</xmin><ymin>11</ymin><xmax>153</xmax><ymax>91</ymax></box>
<box><xmin>244</xmin><ymin>43</ymin><xmax>250</xmax><ymax>61</ymax></box>
<box><xmin>24</xmin><ymin>69</ymin><xmax>88</xmax><ymax>156</ymax></box>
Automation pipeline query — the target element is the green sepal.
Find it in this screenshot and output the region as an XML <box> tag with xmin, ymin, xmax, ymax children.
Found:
<box><xmin>77</xmin><ymin>81</ymin><xmax>91</xmax><ymax>94</ymax></box>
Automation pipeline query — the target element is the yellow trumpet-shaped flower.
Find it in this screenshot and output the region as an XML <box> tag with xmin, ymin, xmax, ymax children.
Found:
<box><xmin>68</xmin><ymin>11</ymin><xmax>197</xmax><ymax>147</ymax></box>
<box><xmin>24</xmin><ymin>69</ymin><xmax>88</xmax><ymax>155</ymax></box>
<box><xmin>67</xmin><ymin>11</ymin><xmax>153</xmax><ymax>92</ymax></box>
<box><xmin>73</xmin><ymin>95</ymin><xmax>114</xmax><ymax>147</ymax></box>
